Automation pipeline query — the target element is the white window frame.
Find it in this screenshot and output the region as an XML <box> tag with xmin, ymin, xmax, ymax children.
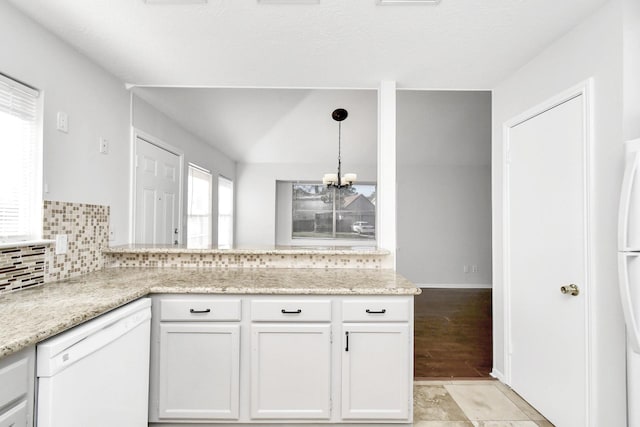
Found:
<box><xmin>187</xmin><ymin>163</ymin><xmax>213</xmax><ymax>247</ymax></box>
<box><xmin>0</xmin><ymin>73</ymin><xmax>43</xmax><ymax>244</ymax></box>
<box><xmin>218</xmin><ymin>175</ymin><xmax>234</xmax><ymax>248</ymax></box>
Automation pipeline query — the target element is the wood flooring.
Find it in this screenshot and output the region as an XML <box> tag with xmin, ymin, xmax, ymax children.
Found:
<box><xmin>414</xmin><ymin>288</ymin><xmax>493</xmax><ymax>379</ymax></box>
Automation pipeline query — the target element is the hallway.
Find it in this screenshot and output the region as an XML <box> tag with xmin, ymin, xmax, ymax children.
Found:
<box><xmin>414</xmin><ymin>288</ymin><xmax>493</xmax><ymax>379</ymax></box>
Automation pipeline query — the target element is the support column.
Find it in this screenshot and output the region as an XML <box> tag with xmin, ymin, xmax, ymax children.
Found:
<box><xmin>377</xmin><ymin>81</ymin><xmax>397</xmax><ymax>269</ymax></box>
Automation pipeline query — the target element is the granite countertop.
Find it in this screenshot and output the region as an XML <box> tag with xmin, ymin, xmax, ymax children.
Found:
<box><xmin>0</xmin><ymin>267</ymin><xmax>419</xmax><ymax>358</ymax></box>
<box><xmin>104</xmin><ymin>244</ymin><xmax>390</xmax><ymax>256</ymax></box>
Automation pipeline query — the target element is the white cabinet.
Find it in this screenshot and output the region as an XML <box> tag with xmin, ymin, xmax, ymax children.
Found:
<box><xmin>341</xmin><ymin>324</ymin><xmax>410</xmax><ymax>420</ymax></box>
<box><xmin>0</xmin><ymin>346</ymin><xmax>35</xmax><ymax>427</ymax></box>
<box><xmin>0</xmin><ymin>400</ymin><xmax>28</xmax><ymax>427</ymax></box>
<box><xmin>250</xmin><ymin>324</ymin><xmax>331</xmax><ymax>419</ymax></box>
<box><xmin>341</xmin><ymin>298</ymin><xmax>412</xmax><ymax>421</ymax></box>
<box><xmin>150</xmin><ymin>297</ymin><xmax>241</xmax><ymax>422</ymax></box>
<box><xmin>149</xmin><ymin>294</ymin><xmax>414</xmax><ymax>425</ymax></box>
<box><xmin>158</xmin><ymin>323</ymin><xmax>240</xmax><ymax>420</ymax></box>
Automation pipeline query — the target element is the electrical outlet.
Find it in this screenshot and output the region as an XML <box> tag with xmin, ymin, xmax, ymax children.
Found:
<box><xmin>463</xmin><ymin>265</ymin><xmax>469</xmax><ymax>273</ymax></box>
<box><xmin>56</xmin><ymin>112</ymin><xmax>68</xmax><ymax>133</ymax></box>
<box><xmin>99</xmin><ymin>137</ymin><xmax>109</xmax><ymax>154</ymax></box>
<box><xmin>472</xmin><ymin>265</ymin><xmax>478</xmax><ymax>273</ymax></box>
<box><xmin>55</xmin><ymin>234</ymin><xmax>68</xmax><ymax>255</ymax></box>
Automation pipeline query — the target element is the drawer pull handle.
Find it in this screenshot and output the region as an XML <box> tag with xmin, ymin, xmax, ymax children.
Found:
<box><xmin>190</xmin><ymin>308</ymin><xmax>211</xmax><ymax>314</ymax></box>
<box><xmin>345</xmin><ymin>331</ymin><xmax>349</xmax><ymax>352</ymax></box>
<box><xmin>281</xmin><ymin>309</ymin><xmax>302</xmax><ymax>314</ymax></box>
<box><xmin>366</xmin><ymin>309</ymin><xmax>387</xmax><ymax>314</ymax></box>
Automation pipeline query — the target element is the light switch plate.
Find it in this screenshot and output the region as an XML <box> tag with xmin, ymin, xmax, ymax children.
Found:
<box><xmin>56</xmin><ymin>112</ymin><xmax>68</xmax><ymax>133</ymax></box>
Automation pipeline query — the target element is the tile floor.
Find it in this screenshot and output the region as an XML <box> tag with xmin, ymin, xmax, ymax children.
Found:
<box><xmin>413</xmin><ymin>380</ymin><xmax>554</xmax><ymax>427</ymax></box>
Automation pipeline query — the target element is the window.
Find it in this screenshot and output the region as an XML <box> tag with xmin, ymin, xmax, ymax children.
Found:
<box><xmin>292</xmin><ymin>184</ymin><xmax>376</xmax><ymax>240</ymax></box>
<box><xmin>0</xmin><ymin>74</ymin><xmax>41</xmax><ymax>242</ymax></box>
<box><xmin>187</xmin><ymin>164</ymin><xmax>212</xmax><ymax>247</ymax></box>
<box><xmin>218</xmin><ymin>176</ymin><xmax>234</xmax><ymax>248</ymax></box>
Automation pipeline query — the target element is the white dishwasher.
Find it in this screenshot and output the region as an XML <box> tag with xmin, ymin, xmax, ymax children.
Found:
<box><xmin>36</xmin><ymin>298</ymin><xmax>151</xmax><ymax>427</ymax></box>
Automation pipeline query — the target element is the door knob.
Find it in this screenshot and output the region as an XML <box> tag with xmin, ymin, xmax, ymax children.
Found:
<box><xmin>560</xmin><ymin>284</ymin><xmax>580</xmax><ymax>296</ymax></box>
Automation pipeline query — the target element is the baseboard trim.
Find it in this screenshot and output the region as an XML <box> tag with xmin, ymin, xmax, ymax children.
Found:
<box><xmin>416</xmin><ymin>283</ymin><xmax>493</xmax><ymax>289</ymax></box>
<box><xmin>490</xmin><ymin>369</ymin><xmax>506</xmax><ymax>383</ymax></box>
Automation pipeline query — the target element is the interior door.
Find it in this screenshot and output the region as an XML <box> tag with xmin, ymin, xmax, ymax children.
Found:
<box><xmin>135</xmin><ymin>137</ymin><xmax>181</xmax><ymax>244</ymax></box>
<box><xmin>507</xmin><ymin>94</ymin><xmax>587</xmax><ymax>427</ymax></box>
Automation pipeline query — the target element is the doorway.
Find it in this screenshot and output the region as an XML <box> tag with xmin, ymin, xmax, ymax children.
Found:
<box><xmin>414</xmin><ymin>288</ymin><xmax>492</xmax><ymax>379</ymax></box>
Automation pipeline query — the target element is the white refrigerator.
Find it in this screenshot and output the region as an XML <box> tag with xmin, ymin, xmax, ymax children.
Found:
<box><xmin>619</xmin><ymin>138</ymin><xmax>640</xmax><ymax>427</ymax></box>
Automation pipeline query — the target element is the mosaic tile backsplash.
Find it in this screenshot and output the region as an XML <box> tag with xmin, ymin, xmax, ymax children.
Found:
<box><xmin>43</xmin><ymin>201</ymin><xmax>109</xmax><ymax>283</ymax></box>
<box><xmin>105</xmin><ymin>252</ymin><xmax>387</xmax><ymax>269</ymax></box>
<box><xmin>0</xmin><ymin>245</ymin><xmax>46</xmax><ymax>292</ymax></box>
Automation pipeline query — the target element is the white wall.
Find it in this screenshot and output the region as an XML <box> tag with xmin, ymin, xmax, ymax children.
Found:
<box><xmin>396</xmin><ymin>91</ymin><xmax>492</xmax><ymax>286</ymax></box>
<box><xmin>492</xmin><ymin>1</ymin><xmax>625</xmax><ymax>424</ymax></box>
<box><xmin>0</xmin><ymin>1</ymin><xmax>131</xmax><ymax>244</ymax></box>
<box><xmin>625</xmin><ymin>0</ymin><xmax>640</xmax><ymax>141</ymax></box>
<box><xmin>233</xmin><ymin>89</ymin><xmax>378</xmax><ymax>248</ymax></box>
<box><xmin>397</xmin><ymin>165</ymin><xmax>491</xmax><ymax>286</ymax></box>
<box><xmin>236</xmin><ymin>163</ymin><xmax>376</xmax><ymax>247</ymax></box>
<box><xmin>132</xmin><ymin>94</ymin><xmax>236</xmax><ymax>245</ymax></box>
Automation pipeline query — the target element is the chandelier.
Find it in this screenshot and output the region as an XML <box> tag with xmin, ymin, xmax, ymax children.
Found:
<box><xmin>322</xmin><ymin>108</ymin><xmax>356</xmax><ymax>188</ymax></box>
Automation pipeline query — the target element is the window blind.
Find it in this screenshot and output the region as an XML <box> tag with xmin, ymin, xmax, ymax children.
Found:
<box><xmin>0</xmin><ymin>73</ymin><xmax>41</xmax><ymax>241</ymax></box>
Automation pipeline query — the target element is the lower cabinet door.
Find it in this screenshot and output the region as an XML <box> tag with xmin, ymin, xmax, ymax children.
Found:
<box><xmin>0</xmin><ymin>400</ymin><xmax>27</xmax><ymax>427</ymax></box>
<box><xmin>250</xmin><ymin>324</ymin><xmax>331</xmax><ymax>419</ymax></box>
<box><xmin>341</xmin><ymin>323</ymin><xmax>410</xmax><ymax>420</ymax></box>
<box><xmin>158</xmin><ymin>323</ymin><xmax>240</xmax><ymax>420</ymax></box>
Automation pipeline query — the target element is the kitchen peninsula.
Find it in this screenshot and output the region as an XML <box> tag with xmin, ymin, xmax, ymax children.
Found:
<box><xmin>0</xmin><ymin>245</ymin><xmax>420</xmax><ymax>426</ymax></box>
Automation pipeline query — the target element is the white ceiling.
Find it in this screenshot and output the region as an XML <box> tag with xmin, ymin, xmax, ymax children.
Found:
<box><xmin>134</xmin><ymin>87</ymin><xmax>378</xmax><ymax>164</ymax></box>
<box><xmin>7</xmin><ymin>0</ymin><xmax>607</xmax><ymax>165</ymax></box>
<box><xmin>8</xmin><ymin>0</ymin><xmax>608</xmax><ymax>89</ymax></box>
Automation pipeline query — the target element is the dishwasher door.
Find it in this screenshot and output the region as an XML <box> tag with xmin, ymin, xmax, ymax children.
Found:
<box><xmin>36</xmin><ymin>298</ymin><xmax>151</xmax><ymax>427</ymax></box>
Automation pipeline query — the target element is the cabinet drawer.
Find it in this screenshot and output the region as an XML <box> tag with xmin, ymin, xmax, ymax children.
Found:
<box><xmin>0</xmin><ymin>357</ymin><xmax>28</xmax><ymax>409</ymax></box>
<box><xmin>160</xmin><ymin>298</ymin><xmax>241</xmax><ymax>321</ymax></box>
<box><xmin>251</xmin><ymin>300</ymin><xmax>331</xmax><ymax>322</ymax></box>
<box><xmin>0</xmin><ymin>400</ymin><xmax>27</xmax><ymax>427</ymax></box>
<box><xmin>342</xmin><ymin>299</ymin><xmax>409</xmax><ymax>322</ymax></box>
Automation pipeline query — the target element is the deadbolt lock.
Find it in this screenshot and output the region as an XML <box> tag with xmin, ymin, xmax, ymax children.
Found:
<box><xmin>560</xmin><ymin>284</ymin><xmax>580</xmax><ymax>296</ymax></box>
